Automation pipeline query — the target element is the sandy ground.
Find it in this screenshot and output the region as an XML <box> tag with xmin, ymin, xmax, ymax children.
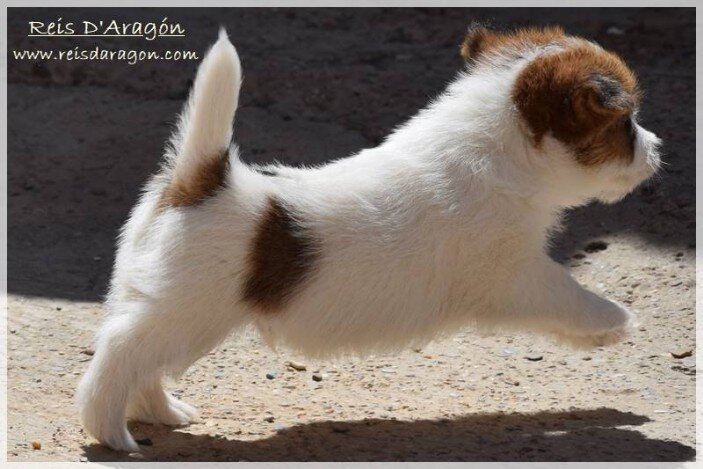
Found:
<box><xmin>7</xmin><ymin>7</ymin><xmax>696</xmax><ymax>462</ymax></box>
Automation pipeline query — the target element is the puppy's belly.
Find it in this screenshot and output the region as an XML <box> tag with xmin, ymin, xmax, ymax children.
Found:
<box><xmin>243</xmin><ymin>239</ymin><xmax>505</xmax><ymax>356</ymax></box>
<box><xmin>251</xmin><ymin>277</ymin><xmax>478</xmax><ymax>357</ymax></box>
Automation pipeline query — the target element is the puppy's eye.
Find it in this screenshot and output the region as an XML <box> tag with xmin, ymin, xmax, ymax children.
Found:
<box><xmin>623</xmin><ymin>118</ymin><xmax>635</xmax><ymax>139</ymax></box>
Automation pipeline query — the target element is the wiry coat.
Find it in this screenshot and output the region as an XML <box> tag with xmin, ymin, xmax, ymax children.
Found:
<box><xmin>77</xmin><ymin>26</ymin><xmax>661</xmax><ymax>452</ymax></box>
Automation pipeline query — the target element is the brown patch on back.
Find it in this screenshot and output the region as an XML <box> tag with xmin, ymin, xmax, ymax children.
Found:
<box><xmin>512</xmin><ymin>44</ymin><xmax>640</xmax><ymax>165</ymax></box>
<box><xmin>461</xmin><ymin>25</ymin><xmax>567</xmax><ymax>63</ymax></box>
<box><xmin>242</xmin><ymin>197</ymin><xmax>319</xmax><ymax>311</ymax></box>
<box><xmin>159</xmin><ymin>150</ymin><xmax>229</xmax><ymax>209</ymax></box>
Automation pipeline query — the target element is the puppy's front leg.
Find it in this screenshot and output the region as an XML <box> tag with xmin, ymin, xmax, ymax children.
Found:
<box><xmin>500</xmin><ymin>257</ymin><xmax>635</xmax><ymax>348</ymax></box>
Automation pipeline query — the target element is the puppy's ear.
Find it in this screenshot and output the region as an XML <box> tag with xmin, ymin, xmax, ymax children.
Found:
<box><xmin>460</xmin><ymin>23</ymin><xmax>492</xmax><ymax>63</ymax></box>
<box><xmin>513</xmin><ymin>49</ymin><xmax>638</xmax><ymax>146</ymax></box>
<box><xmin>571</xmin><ymin>73</ymin><xmax>636</xmax><ymax>120</ymax></box>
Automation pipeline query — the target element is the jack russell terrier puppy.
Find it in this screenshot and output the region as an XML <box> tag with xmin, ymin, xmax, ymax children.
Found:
<box><xmin>78</xmin><ymin>25</ymin><xmax>662</xmax><ymax>451</ymax></box>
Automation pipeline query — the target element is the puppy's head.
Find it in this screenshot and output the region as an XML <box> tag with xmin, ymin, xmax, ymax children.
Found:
<box><xmin>461</xmin><ymin>25</ymin><xmax>661</xmax><ymax>205</ymax></box>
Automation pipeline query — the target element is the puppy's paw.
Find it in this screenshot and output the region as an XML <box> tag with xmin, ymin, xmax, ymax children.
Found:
<box><xmin>151</xmin><ymin>399</ymin><xmax>195</xmax><ymax>427</ymax></box>
<box><xmin>555</xmin><ymin>300</ymin><xmax>636</xmax><ymax>349</ymax></box>
<box><xmin>127</xmin><ymin>393</ymin><xmax>199</xmax><ymax>427</ymax></box>
<box><xmin>96</xmin><ymin>424</ymin><xmax>141</xmax><ymax>453</ymax></box>
<box><xmin>167</xmin><ymin>395</ymin><xmax>199</xmax><ymax>423</ymax></box>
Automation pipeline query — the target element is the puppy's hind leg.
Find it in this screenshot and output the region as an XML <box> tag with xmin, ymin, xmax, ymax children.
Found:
<box><xmin>77</xmin><ymin>312</ymin><xmax>146</xmax><ymax>452</ymax></box>
<box><xmin>123</xmin><ymin>312</ymin><xmax>242</xmax><ymax>429</ymax></box>
<box><xmin>78</xmin><ymin>296</ymin><xmax>246</xmax><ymax>451</ymax></box>
<box><xmin>77</xmin><ymin>30</ymin><xmax>246</xmax><ymax>451</ymax></box>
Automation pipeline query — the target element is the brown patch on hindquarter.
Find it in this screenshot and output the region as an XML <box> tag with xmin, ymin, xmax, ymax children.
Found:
<box><xmin>512</xmin><ymin>46</ymin><xmax>640</xmax><ymax>165</ymax></box>
<box><xmin>243</xmin><ymin>197</ymin><xmax>319</xmax><ymax>311</ymax></box>
<box><xmin>159</xmin><ymin>150</ymin><xmax>229</xmax><ymax>208</ymax></box>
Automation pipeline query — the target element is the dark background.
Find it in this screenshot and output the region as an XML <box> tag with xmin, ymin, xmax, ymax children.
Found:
<box><xmin>8</xmin><ymin>8</ymin><xmax>695</xmax><ymax>302</ymax></box>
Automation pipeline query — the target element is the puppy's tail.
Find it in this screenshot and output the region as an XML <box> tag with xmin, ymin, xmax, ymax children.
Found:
<box><xmin>163</xmin><ymin>28</ymin><xmax>242</xmax><ymax>207</ymax></box>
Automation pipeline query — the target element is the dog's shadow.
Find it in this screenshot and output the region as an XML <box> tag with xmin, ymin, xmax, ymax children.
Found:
<box><xmin>81</xmin><ymin>407</ymin><xmax>695</xmax><ymax>462</ymax></box>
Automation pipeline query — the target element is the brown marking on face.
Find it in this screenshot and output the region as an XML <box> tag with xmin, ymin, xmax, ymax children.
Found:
<box><xmin>512</xmin><ymin>45</ymin><xmax>640</xmax><ymax>165</ymax></box>
<box><xmin>460</xmin><ymin>25</ymin><xmax>567</xmax><ymax>64</ymax></box>
<box><xmin>159</xmin><ymin>150</ymin><xmax>229</xmax><ymax>208</ymax></box>
<box><xmin>242</xmin><ymin>197</ymin><xmax>319</xmax><ymax>311</ymax></box>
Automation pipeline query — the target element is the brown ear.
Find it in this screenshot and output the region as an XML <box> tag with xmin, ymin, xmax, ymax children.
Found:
<box><xmin>563</xmin><ymin>73</ymin><xmax>637</xmax><ymax>147</ymax></box>
<box><xmin>460</xmin><ymin>24</ymin><xmax>491</xmax><ymax>63</ymax></box>
<box><xmin>513</xmin><ymin>49</ymin><xmax>638</xmax><ymax>146</ymax></box>
<box><xmin>574</xmin><ymin>74</ymin><xmax>636</xmax><ymax>119</ymax></box>
<box><xmin>461</xmin><ymin>25</ymin><xmax>568</xmax><ymax>64</ymax></box>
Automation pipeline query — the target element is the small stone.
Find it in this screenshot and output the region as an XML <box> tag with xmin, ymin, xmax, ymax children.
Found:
<box><xmin>285</xmin><ymin>361</ymin><xmax>306</xmax><ymax>371</ymax></box>
<box><xmin>682</xmin><ymin>357</ymin><xmax>696</xmax><ymax>368</ymax></box>
<box><xmin>584</xmin><ymin>240</ymin><xmax>608</xmax><ymax>253</ymax></box>
<box><xmin>79</xmin><ymin>457</ymin><xmax>88</xmax><ymax>462</ymax></box>
<box><xmin>524</xmin><ymin>354</ymin><xmax>543</xmax><ymax>362</ymax></box>
<box><xmin>128</xmin><ymin>452</ymin><xmax>145</xmax><ymax>459</ymax></box>
<box><xmin>266</xmin><ymin>372</ymin><xmax>276</xmax><ymax>380</ymax></box>
<box><xmin>582</xmin><ymin>356</ymin><xmax>592</xmax><ymax>361</ymax></box>
<box><xmin>264</xmin><ymin>415</ymin><xmax>275</xmax><ymax>423</ymax></box>
<box><xmin>331</xmin><ymin>423</ymin><xmax>350</xmax><ymax>433</ymax></box>
<box><xmin>671</xmin><ymin>349</ymin><xmax>693</xmax><ymax>359</ymax></box>
<box><xmin>312</xmin><ymin>373</ymin><xmax>323</xmax><ymax>382</ymax></box>
<box><xmin>606</xmin><ymin>26</ymin><xmax>625</xmax><ymax>35</ymax></box>
<box><xmin>671</xmin><ymin>365</ymin><xmax>694</xmax><ymax>375</ymax></box>
<box><xmin>31</xmin><ymin>441</ymin><xmax>41</xmax><ymax>450</ymax></box>
<box><xmin>81</xmin><ymin>349</ymin><xmax>95</xmax><ymax>356</ymax></box>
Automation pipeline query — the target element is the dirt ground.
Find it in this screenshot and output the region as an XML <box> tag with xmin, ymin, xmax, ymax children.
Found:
<box><xmin>7</xmin><ymin>7</ymin><xmax>696</xmax><ymax>462</ymax></box>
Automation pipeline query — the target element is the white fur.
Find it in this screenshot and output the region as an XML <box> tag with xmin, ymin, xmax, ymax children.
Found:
<box><xmin>77</xmin><ymin>31</ymin><xmax>662</xmax><ymax>451</ymax></box>
<box><xmin>169</xmin><ymin>28</ymin><xmax>241</xmax><ymax>186</ymax></box>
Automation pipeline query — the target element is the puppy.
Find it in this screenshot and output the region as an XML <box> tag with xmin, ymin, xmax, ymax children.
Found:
<box><xmin>78</xmin><ymin>26</ymin><xmax>661</xmax><ymax>451</ymax></box>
